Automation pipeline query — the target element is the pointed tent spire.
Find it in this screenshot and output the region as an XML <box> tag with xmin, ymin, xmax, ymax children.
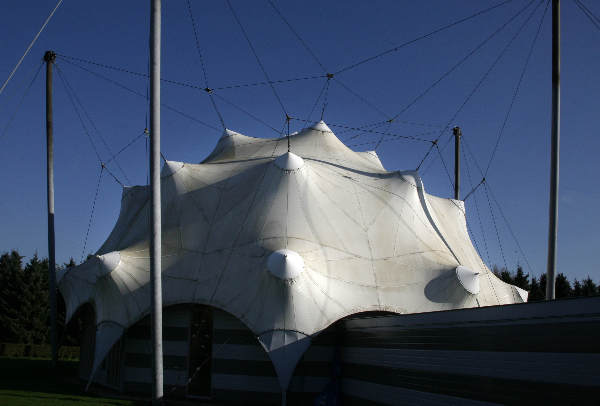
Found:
<box><xmin>309</xmin><ymin>120</ymin><xmax>332</xmax><ymax>133</ymax></box>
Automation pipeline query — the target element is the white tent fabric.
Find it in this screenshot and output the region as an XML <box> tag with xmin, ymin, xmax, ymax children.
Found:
<box><xmin>58</xmin><ymin>121</ymin><xmax>527</xmax><ymax>390</ymax></box>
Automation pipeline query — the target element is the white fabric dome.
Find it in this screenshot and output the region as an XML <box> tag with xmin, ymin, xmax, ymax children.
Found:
<box><xmin>267</xmin><ymin>249</ymin><xmax>305</xmax><ymax>280</ymax></box>
<box><xmin>58</xmin><ymin>120</ymin><xmax>526</xmax><ymax>390</ymax></box>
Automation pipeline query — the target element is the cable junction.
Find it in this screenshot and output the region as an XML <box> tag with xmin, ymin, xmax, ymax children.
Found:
<box><xmin>186</xmin><ymin>0</ymin><xmax>226</xmax><ymax>129</ymax></box>
<box><xmin>56</xmin><ymin>53</ymin><xmax>325</xmax><ymax>93</ymax></box>
<box><xmin>58</xmin><ymin>57</ymin><xmax>220</xmax><ymax>132</ymax></box>
<box><xmin>55</xmin><ymin>64</ymin><xmax>131</xmax><ymax>184</ymax></box>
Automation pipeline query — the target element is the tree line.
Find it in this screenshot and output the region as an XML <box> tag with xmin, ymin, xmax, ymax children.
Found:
<box><xmin>492</xmin><ymin>265</ymin><xmax>600</xmax><ymax>301</ymax></box>
<box><xmin>0</xmin><ymin>250</ymin><xmax>79</xmax><ymax>346</ymax></box>
<box><xmin>1</xmin><ymin>249</ymin><xmax>598</xmax><ymax>345</ymax></box>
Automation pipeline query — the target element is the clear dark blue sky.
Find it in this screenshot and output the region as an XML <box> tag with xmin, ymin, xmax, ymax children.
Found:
<box><xmin>1</xmin><ymin>0</ymin><xmax>598</xmax><ymax>281</ymax></box>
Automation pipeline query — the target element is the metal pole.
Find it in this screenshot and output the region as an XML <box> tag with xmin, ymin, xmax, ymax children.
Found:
<box><xmin>546</xmin><ymin>0</ymin><xmax>560</xmax><ymax>300</ymax></box>
<box><xmin>44</xmin><ymin>50</ymin><xmax>58</xmax><ymax>368</ymax></box>
<box><xmin>149</xmin><ymin>0</ymin><xmax>163</xmax><ymax>402</ymax></box>
<box><xmin>453</xmin><ymin>127</ymin><xmax>461</xmax><ymax>200</ymax></box>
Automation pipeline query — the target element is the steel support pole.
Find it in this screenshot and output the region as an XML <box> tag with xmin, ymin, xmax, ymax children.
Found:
<box><xmin>453</xmin><ymin>127</ymin><xmax>461</xmax><ymax>200</ymax></box>
<box><xmin>546</xmin><ymin>0</ymin><xmax>560</xmax><ymax>300</ymax></box>
<box><xmin>149</xmin><ymin>0</ymin><xmax>164</xmax><ymax>402</ymax></box>
<box><xmin>44</xmin><ymin>50</ymin><xmax>58</xmax><ymax>368</ymax></box>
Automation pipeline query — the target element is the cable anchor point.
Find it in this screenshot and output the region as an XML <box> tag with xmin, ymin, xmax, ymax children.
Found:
<box><xmin>326</xmin><ymin>73</ymin><xmax>334</xmax><ymax>79</ymax></box>
<box><xmin>44</xmin><ymin>50</ymin><xmax>56</xmax><ymax>63</ymax></box>
<box><xmin>204</xmin><ymin>87</ymin><xmax>213</xmax><ymax>94</ymax></box>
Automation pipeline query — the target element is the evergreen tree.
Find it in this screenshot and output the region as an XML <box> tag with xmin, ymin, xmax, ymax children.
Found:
<box><xmin>21</xmin><ymin>254</ymin><xmax>50</xmax><ymax>343</ymax></box>
<box><xmin>528</xmin><ymin>276</ymin><xmax>544</xmax><ymax>302</ymax></box>
<box><xmin>555</xmin><ymin>273</ymin><xmax>572</xmax><ymax>298</ymax></box>
<box><xmin>581</xmin><ymin>277</ymin><xmax>598</xmax><ymax>297</ymax></box>
<box><xmin>0</xmin><ymin>251</ymin><xmax>25</xmax><ymax>342</ymax></box>
<box><xmin>572</xmin><ymin>279</ymin><xmax>582</xmax><ymax>297</ymax></box>
<box><xmin>493</xmin><ymin>266</ymin><xmax>514</xmax><ymax>285</ymax></box>
<box><xmin>540</xmin><ymin>274</ymin><xmax>547</xmax><ymax>296</ymax></box>
<box><xmin>512</xmin><ymin>266</ymin><xmax>530</xmax><ymax>291</ymax></box>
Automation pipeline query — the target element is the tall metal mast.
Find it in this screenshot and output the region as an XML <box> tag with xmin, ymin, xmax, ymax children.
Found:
<box><xmin>149</xmin><ymin>0</ymin><xmax>164</xmax><ymax>402</ymax></box>
<box><xmin>546</xmin><ymin>0</ymin><xmax>560</xmax><ymax>300</ymax></box>
<box><xmin>453</xmin><ymin>126</ymin><xmax>461</xmax><ymax>200</ymax></box>
<box><xmin>44</xmin><ymin>50</ymin><xmax>58</xmax><ymax>367</ymax></box>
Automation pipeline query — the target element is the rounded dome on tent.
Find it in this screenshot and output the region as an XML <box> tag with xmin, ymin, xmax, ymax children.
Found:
<box><xmin>267</xmin><ymin>249</ymin><xmax>305</xmax><ymax>280</ymax></box>
<box><xmin>456</xmin><ymin>265</ymin><xmax>480</xmax><ymax>294</ymax></box>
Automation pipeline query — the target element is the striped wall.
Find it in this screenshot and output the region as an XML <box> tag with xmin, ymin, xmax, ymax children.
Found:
<box><xmin>338</xmin><ymin>297</ymin><xmax>600</xmax><ymax>405</ymax></box>
<box><xmin>85</xmin><ymin>297</ymin><xmax>600</xmax><ymax>404</ymax></box>
<box><xmin>210</xmin><ymin>310</ymin><xmax>341</xmax><ymax>405</ymax></box>
<box><xmin>211</xmin><ymin>309</ymin><xmax>281</xmax><ymax>404</ymax></box>
<box><xmin>121</xmin><ymin>305</ymin><xmax>191</xmax><ymax>395</ymax></box>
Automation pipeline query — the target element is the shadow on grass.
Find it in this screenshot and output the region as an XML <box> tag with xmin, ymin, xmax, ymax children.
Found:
<box><xmin>0</xmin><ymin>357</ymin><xmax>143</xmax><ymax>405</ymax></box>
<box><xmin>0</xmin><ymin>391</ymin><xmax>131</xmax><ymax>405</ymax></box>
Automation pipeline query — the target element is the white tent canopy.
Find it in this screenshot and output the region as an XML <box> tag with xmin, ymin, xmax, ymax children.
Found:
<box><xmin>58</xmin><ymin>121</ymin><xmax>526</xmax><ymax>391</ymax></box>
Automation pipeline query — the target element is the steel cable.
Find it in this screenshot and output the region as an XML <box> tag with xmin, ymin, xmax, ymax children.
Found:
<box><xmin>225</xmin><ymin>0</ymin><xmax>288</xmax><ymax>116</ymax></box>
<box><xmin>334</xmin><ymin>0</ymin><xmax>515</xmax><ymax>75</ymax></box>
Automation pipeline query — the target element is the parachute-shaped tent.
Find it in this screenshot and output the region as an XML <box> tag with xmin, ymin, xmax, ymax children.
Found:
<box><xmin>58</xmin><ymin>121</ymin><xmax>527</xmax><ymax>394</ymax></box>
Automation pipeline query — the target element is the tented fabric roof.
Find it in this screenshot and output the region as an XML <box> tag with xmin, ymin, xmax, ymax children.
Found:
<box><xmin>58</xmin><ymin>121</ymin><xmax>526</xmax><ymax>390</ymax></box>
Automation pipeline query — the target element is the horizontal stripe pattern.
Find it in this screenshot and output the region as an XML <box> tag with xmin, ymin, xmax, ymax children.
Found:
<box><xmin>91</xmin><ymin>297</ymin><xmax>600</xmax><ymax>404</ymax></box>
<box><xmin>123</xmin><ymin>306</ymin><xmax>191</xmax><ymax>389</ymax></box>
<box><xmin>124</xmin><ymin>367</ymin><xmax>189</xmax><ymax>387</ymax></box>
<box><xmin>341</xmin><ymin>378</ymin><xmax>499</xmax><ymax>406</ymax></box>
<box><xmin>211</xmin><ymin>308</ymin><xmax>336</xmax><ymax>403</ymax></box>
<box><xmin>126</xmin><ymin>325</ymin><xmax>189</xmax><ymax>341</ymax></box>
<box><xmin>124</xmin><ymin>338</ymin><xmax>188</xmax><ymax>356</ymax></box>
<box><xmin>337</xmin><ymin>297</ymin><xmax>600</xmax><ymax>405</ymax></box>
<box><xmin>340</xmin><ymin>321</ymin><xmax>600</xmax><ymax>352</ymax></box>
<box><xmin>342</xmin><ymin>363</ymin><xmax>600</xmax><ymax>405</ymax></box>
<box><xmin>342</xmin><ymin>348</ymin><xmax>600</xmax><ymax>386</ymax></box>
<box><xmin>211</xmin><ymin>309</ymin><xmax>278</xmax><ymax>398</ymax></box>
<box><xmin>125</xmin><ymin>353</ymin><xmax>187</xmax><ymax>371</ymax></box>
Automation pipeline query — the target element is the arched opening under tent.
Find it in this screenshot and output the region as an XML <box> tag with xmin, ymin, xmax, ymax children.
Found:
<box><xmin>72</xmin><ymin>301</ymin><xmax>399</xmax><ymax>404</ymax></box>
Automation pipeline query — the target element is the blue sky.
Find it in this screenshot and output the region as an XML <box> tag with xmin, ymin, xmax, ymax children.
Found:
<box><xmin>0</xmin><ymin>0</ymin><xmax>598</xmax><ymax>282</ymax></box>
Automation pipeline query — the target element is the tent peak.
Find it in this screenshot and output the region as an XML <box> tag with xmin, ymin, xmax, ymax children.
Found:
<box><xmin>222</xmin><ymin>128</ymin><xmax>244</xmax><ymax>138</ymax></box>
<box><xmin>309</xmin><ymin>120</ymin><xmax>333</xmax><ymax>133</ymax></box>
<box><xmin>274</xmin><ymin>152</ymin><xmax>304</xmax><ymax>172</ymax></box>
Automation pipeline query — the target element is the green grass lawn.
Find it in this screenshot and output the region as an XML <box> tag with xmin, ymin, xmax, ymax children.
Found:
<box><xmin>0</xmin><ymin>357</ymin><xmax>139</xmax><ymax>405</ymax></box>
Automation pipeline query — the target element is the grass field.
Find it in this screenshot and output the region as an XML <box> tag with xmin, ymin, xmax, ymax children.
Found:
<box><xmin>0</xmin><ymin>357</ymin><xmax>139</xmax><ymax>405</ymax></box>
